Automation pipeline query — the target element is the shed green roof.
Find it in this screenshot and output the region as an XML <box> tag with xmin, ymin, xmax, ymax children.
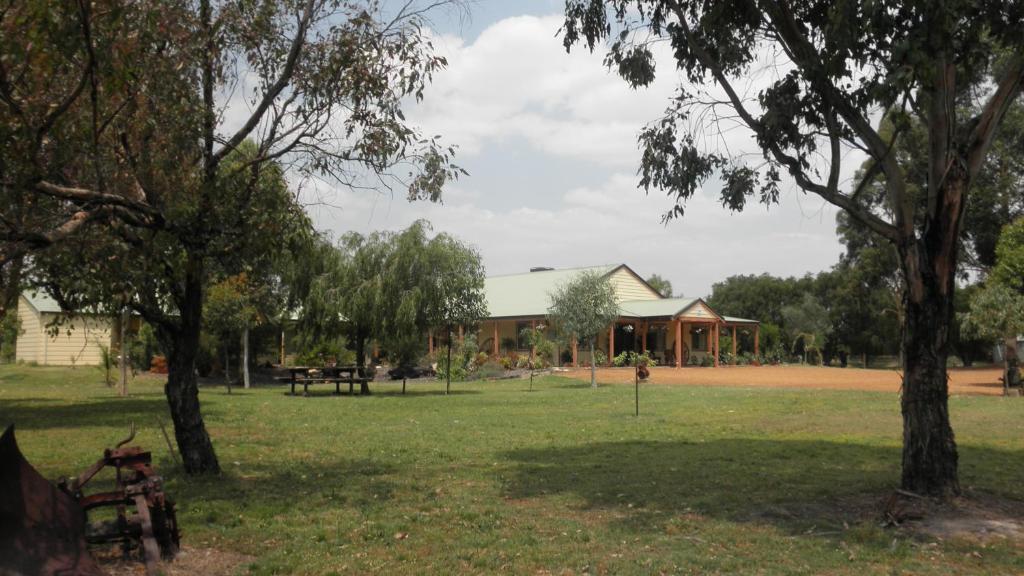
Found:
<box><xmin>22</xmin><ymin>291</ymin><xmax>64</xmax><ymax>314</ymax></box>
<box><xmin>484</xmin><ymin>265</ymin><xmax>618</xmax><ymax>318</ymax></box>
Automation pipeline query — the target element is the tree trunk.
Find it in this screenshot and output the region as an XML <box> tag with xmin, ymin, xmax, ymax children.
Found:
<box><xmin>446</xmin><ymin>324</ymin><xmax>452</xmax><ymax>395</ymax></box>
<box><xmin>160</xmin><ymin>257</ymin><xmax>220</xmax><ymax>474</ymax></box>
<box><xmin>120</xmin><ymin>307</ymin><xmax>129</xmax><ymax>397</ymax></box>
<box><xmin>0</xmin><ymin>255</ymin><xmax>23</xmax><ymax>361</ymax></box>
<box><xmin>355</xmin><ymin>324</ymin><xmax>370</xmax><ymax>395</ymax></box>
<box><xmin>897</xmin><ymin>221</ymin><xmax>962</xmax><ymax>497</ymax></box>
<box><xmin>241</xmin><ymin>325</ymin><xmax>250</xmax><ymax>389</ymax></box>
<box><xmin>589</xmin><ymin>340</ymin><xmax>596</xmax><ymax>388</ymax></box>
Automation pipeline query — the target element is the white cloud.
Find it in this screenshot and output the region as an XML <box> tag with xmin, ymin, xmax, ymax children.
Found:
<box><xmin>409</xmin><ymin>15</ymin><xmax>681</xmax><ymax>167</ymax></box>
<box><xmin>298</xmin><ymin>12</ymin><xmax>855</xmax><ymax>297</ymax></box>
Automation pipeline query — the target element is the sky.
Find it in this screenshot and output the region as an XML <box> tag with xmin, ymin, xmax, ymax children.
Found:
<box><xmin>300</xmin><ymin>0</ymin><xmax>854</xmax><ymax>298</ymax></box>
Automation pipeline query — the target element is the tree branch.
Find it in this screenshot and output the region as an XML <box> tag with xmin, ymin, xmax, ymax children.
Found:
<box><xmin>965</xmin><ymin>50</ymin><xmax>1024</xmax><ymax>180</ymax></box>
<box><xmin>34</xmin><ymin>181</ymin><xmax>160</xmax><ymax>221</ymax></box>
<box><xmin>670</xmin><ymin>8</ymin><xmax>900</xmax><ymax>242</ymax></box>
<box><xmin>211</xmin><ymin>0</ymin><xmax>317</xmax><ymax>166</ymax></box>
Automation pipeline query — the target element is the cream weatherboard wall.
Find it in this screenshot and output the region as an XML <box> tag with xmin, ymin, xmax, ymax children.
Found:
<box><xmin>15</xmin><ymin>295</ymin><xmax>113</xmax><ymax>366</ymax></box>
<box><xmin>607</xmin><ymin>267</ymin><xmax>661</xmax><ymax>302</ymax></box>
<box><xmin>679</xmin><ymin>301</ymin><xmax>718</xmax><ymax>320</ymax></box>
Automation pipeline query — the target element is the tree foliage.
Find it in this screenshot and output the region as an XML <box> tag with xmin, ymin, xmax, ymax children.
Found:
<box><xmin>991</xmin><ymin>218</ymin><xmax>1024</xmax><ymax>293</ymax></box>
<box><xmin>781</xmin><ymin>293</ymin><xmax>831</xmax><ymax>365</ymax></box>
<box><xmin>646</xmin><ymin>274</ymin><xmax>673</xmax><ymax>298</ymax></box>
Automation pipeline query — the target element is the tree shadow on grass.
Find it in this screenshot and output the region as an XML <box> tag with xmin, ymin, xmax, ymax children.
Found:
<box><xmin>0</xmin><ymin>395</ymin><xmax>177</xmax><ymax>431</ymax></box>
<box><xmin>166</xmin><ymin>457</ymin><xmax>402</xmax><ymax>530</ymax></box>
<box><xmin>500</xmin><ymin>438</ymin><xmax>1024</xmax><ymax>537</ymax></box>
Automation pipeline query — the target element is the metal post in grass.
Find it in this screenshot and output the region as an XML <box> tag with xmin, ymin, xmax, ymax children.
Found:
<box><xmin>634</xmin><ymin>352</ymin><xmax>639</xmax><ymax>417</ymax></box>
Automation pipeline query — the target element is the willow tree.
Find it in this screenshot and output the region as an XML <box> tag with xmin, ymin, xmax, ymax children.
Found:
<box><xmin>10</xmin><ymin>0</ymin><xmax>465</xmax><ymax>474</ymax></box>
<box><xmin>295</xmin><ymin>231</ymin><xmax>392</xmax><ymax>394</ymax></box>
<box><xmin>375</xmin><ymin>221</ymin><xmax>486</xmax><ymax>389</ymax></box>
<box><xmin>563</xmin><ymin>0</ymin><xmax>1024</xmax><ymax>496</ymax></box>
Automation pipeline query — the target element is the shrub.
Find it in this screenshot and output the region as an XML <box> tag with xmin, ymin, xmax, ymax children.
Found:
<box><xmin>700</xmin><ymin>354</ymin><xmax>713</xmax><ymax>367</ymax></box>
<box><xmin>128</xmin><ymin>323</ymin><xmax>161</xmax><ymax>372</ymax></box>
<box><xmin>476</xmin><ymin>360</ymin><xmax>506</xmax><ymax>380</ymax></box>
<box><xmin>613</xmin><ymin>350</ymin><xmax>658</xmax><ymax>367</ymax></box>
<box><xmin>436</xmin><ymin>353</ymin><xmax>467</xmax><ymax>381</ymax></box>
<box><xmin>590</xmin><ymin>348</ymin><xmax>607</xmax><ymax>367</ymax></box>
<box><xmin>97</xmin><ymin>344</ymin><xmax>116</xmax><ymax>386</ymax></box>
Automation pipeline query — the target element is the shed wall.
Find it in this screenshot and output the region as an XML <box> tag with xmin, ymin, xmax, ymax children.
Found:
<box><xmin>14</xmin><ymin>296</ymin><xmax>42</xmax><ymax>363</ymax></box>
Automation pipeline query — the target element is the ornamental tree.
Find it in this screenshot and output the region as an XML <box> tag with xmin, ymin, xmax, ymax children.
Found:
<box><xmin>548</xmin><ymin>270</ymin><xmax>619</xmax><ymax>388</ymax></box>
<box><xmin>563</xmin><ymin>0</ymin><xmax>1024</xmax><ymax>497</ymax></box>
<box><xmin>423</xmin><ymin>232</ymin><xmax>487</xmax><ymax>395</ymax></box>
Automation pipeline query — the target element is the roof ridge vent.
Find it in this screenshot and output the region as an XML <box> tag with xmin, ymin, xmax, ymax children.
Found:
<box><xmin>529</xmin><ymin>266</ymin><xmax>554</xmax><ymax>273</ymax></box>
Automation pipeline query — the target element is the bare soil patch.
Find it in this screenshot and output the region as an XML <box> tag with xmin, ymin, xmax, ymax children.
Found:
<box><xmin>887</xmin><ymin>492</ymin><xmax>1024</xmax><ymax>544</ymax></box>
<box><xmin>98</xmin><ymin>545</ymin><xmax>253</xmax><ymax>576</ymax></box>
<box><xmin>563</xmin><ymin>365</ymin><xmax>1007</xmax><ymax>396</ymax></box>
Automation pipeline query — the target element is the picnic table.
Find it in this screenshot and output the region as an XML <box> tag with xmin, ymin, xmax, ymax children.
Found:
<box><xmin>280</xmin><ymin>366</ymin><xmax>373</xmax><ymax>396</ymax></box>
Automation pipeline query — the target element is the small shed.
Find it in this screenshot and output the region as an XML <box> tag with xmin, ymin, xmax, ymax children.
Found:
<box><xmin>15</xmin><ymin>293</ymin><xmax>113</xmax><ymax>366</ymax></box>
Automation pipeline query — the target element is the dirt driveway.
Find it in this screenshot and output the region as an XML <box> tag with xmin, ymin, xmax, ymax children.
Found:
<box><xmin>561</xmin><ymin>365</ymin><xmax>1007</xmax><ymax>396</ymax></box>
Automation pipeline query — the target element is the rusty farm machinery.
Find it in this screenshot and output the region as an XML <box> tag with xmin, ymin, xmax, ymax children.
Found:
<box><xmin>0</xmin><ymin>424</ymin><xmax>180</xmax><ymax>576</ymax></box>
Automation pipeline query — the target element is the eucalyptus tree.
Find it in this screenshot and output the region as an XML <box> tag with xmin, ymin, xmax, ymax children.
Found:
<box><xmin>563</xmin><ymin>0</ymin><xmax>1024</xmax><ymax>497</ymax></box>
<box><xmin>548</xmin><ymin>270</ymin><xmax>619</xmax><ymax>388</ymax></box>
<box><xmin>13</xmin><ymin>0</ymin><xmax>465</xmax><ymax>474</ymax></box>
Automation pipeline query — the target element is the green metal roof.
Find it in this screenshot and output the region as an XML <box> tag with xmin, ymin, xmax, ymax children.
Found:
<box><xmin>723</xmin><ymin>315</ymin><xmax>760</xmax><ymax>324</ymax></box>
<box><xmin>483</xmin><ymin>265</ymin><xmax>618</xmax><ymax>318</ymax></box>
<box><xmin>617</xmin><ymin>297</ymin><xmax>699</xmax><ymax>319</ymax></box>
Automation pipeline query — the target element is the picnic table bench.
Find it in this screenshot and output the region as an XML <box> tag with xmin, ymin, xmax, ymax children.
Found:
<box><xmin>277</xmin><ymin>366</ymin><xmax>373</xmax><ymax>396</ymax></box>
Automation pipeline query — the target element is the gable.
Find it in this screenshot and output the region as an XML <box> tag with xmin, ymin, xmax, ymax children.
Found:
<box><xmin>678</xmin><ymin>300</ymin><xmax>720</xmax><ymax>321</ymax></box>
<box><xmin>605</xmin><ymin>266</ymin><xmax>661</xmax><ymax>302</ymax></box>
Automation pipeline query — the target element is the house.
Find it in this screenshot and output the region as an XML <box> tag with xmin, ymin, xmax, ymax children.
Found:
<box><xmin>428</xmin><ymin>264</ymin><xmax>759</xmax><ymax>367</ymax></box>
<box><xmin>15</xmin><ymin>292</ymin><xmax>116</xmax><ymax>366</ymax></box>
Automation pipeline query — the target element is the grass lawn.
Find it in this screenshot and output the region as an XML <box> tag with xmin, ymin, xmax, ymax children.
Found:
<box><xmin>1</xmin><ymin>364</ymin><xmax>1022</xmax><ymax>575</ymax></box>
